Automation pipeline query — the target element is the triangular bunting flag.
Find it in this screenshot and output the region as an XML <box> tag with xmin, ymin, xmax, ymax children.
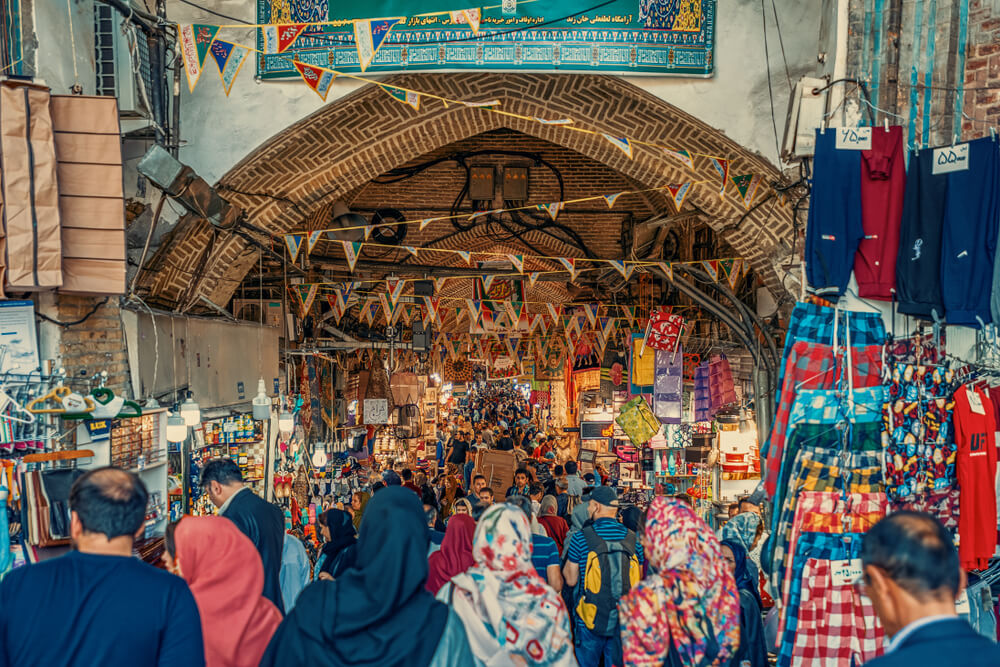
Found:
<box><xmin>556</xmin><ymin>257</ymin><xmax>576</xmax><ymax>280</ymax></box>
<box><xmin>307</xmin><ymin>230</ymin><xmax>323</xmax><ymax>254</ymax></box>
<box><xmin>449</xmin><ymin>8</ymin><xmax>482</xmax><ymax>33</ymax></box>
<box><xmin>179</xmin><ymin>24</ymin><xmax>218</xmax><ymax>92</ymax></box>
<box><xmin>422</xmin><ymin>296</ymin><xmax>440</xmax><ymax>325</ymax></box>
<box><xmin>363</xmin><ymin>299</ymin><xmax>378</xmax><ymax>326</ymax></box>
<box><xmin>666</xmin><ymin>182</ymin><xmax>692</xmax><ymax>213</ymax></box>
<box><xmin>656</xmin><ymin>261</ymin><xmax>673</xmax><ymax>282</ymax></box>
<box><xmin>608</xmin><ymin>260</ymin><xmax>635</xmax><ymax>280</ymax></box>
<box><xmin>480</xmin><ymin>275</ymin><xmax>496</xmax><ymax>294</ymax></box>
<box><xmin>262</xmin><ymin>24</ymin><xmax>306</xmax><ymax>54</ymax></box>
<box><xmin>457</xmin><ymin>251</ymin><xmax>472</xmax><ymax>265</ymax></box>
<box><xmin>602</xmin><ymin>134</ymin><xmax>633</xmax><ymax>159</ymax></box>
<box><xmin>466</xmin><ymin>299</ymin><xmax>481</xmax><ymax>325</ymax></box>
<box><xmin>662</xmin><ymin>147</ymin><xmax>694</xmax><ymax>170</ymax></box>
<box><xmin>539</xmin><ymin>202</ymin><xmax>563</xmax><ymax>220</ymax></box>
<box><xmin>342</xmin><ymin>241</ymin><xmax>362</xmax><ymax>272</ymax></box>
<box><xmin>583</xmin><ymin>304</ymin><xmax>599</xmax><ymax>328</ymax></box>
<box><xmin>603</xmin><ymin>192</ymin><xmax>625</xmax><ymax>208</ymax></box>
<box><xmin>504</xmin><ymin>301</ymin><xmax>518</xmax><ymax>326</ymax></box>
<box><xmin>534</xmin><ymin>117</ymin><xmax>574</xmax><ymax>125</ymax></box>
<box><xmin>386</xmin><ymin>277</ymin><xmax>405</xmax><ymax>306</ymax></box>
<box><xmin>701</xmin><ymin>260</ymin><xmax>720</xmax><ymax>282</ymax></box>
<box><xmin>710</xmin><ymin>158</ymin><xmax>730</xmax><ymax>198</ymax></box>
<box><xmin>293</xmin><ymin>61</ymin><xmax>337</xmax><ymax>101</ymax></box>
<box><xmin>294</xmin><ymin>284</ymin><xmax>319</xmax><ymax>317</ymax></box>
<box><xmin>419</xmin><ymin>218</ymin><xmax>435</xmax><ymax>231</ymax></box>
<box><xmin>353</xmin><ymin>18</ymin><xmax>402</xmax><ymax>72</ymax></box>
<box><xmin>507</xmin><ymin>254</ymin><xmax>524</xmax><ymax>273</ymax></box>
<box><xmin>527</xmin><ymin>272</ymin><xmax>541</xmax><ymax>287</ymax></box>
<box><xmin>434</xmin><ymin>277</ymin><xmax>449</xmax><ymax>292</ymax></box>
<box><xmin>402</xmin><ymin>246</ymin><xmax>419</xmax><ymax>258</ymax></box>
<box><xmin>727</xmin><ymin>260</ymin><xmax>742</xmax><ymax>290</ymax></box>
<box><xmin>600</xmin><ymin>316</ymin><xmax>617</xmax><ymax>342</ymax></box>
<box><xmin>362</xmin><ymin>225</ymin><xmax>373</xmax><ymax>241</ymax></box>
<box><xmin>284</xmin><ymin>234</ymin><xmax>304</xmax><ymax>263</ymax></box>
<box><xmin>624</xmin><ymin>305</ymin><xmax>638</xmax><ymax>326</ymax></box>
<box><xmin>546</xmin><ymin>303</ymin><xmax>562</xmax><ymax>322</ymax></box>
<box><xmin>384</xmin><ymin>85</ymin><xmax>421</xmax><ymax>111</ymax></box>
<box><xmin>209</xmin><ymin>40</ymin><xmax>249</xmax><ymax>97</ymax></box>
<box><xmin>379</xmin><ymin>293</ymin><xmax>400</xmax><ymax>325</ymax></box>
<box><xmin>327</xmin><ymin>295</ymin><xmax>347</xmax><ymax>324</ymax></box>
<box><xmin>730</xmin><ymin>174</ymin><xmax>763</xmax><ymax>210</ymax></box>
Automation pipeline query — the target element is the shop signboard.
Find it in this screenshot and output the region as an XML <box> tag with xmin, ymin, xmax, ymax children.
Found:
<box><xmin>581</xmin><ymin>421</ymin><xmax>614</xmax><ymax>439</ymax></box>
<box><xmin>363</xmin><ymin>398</ymin><xmax>389</xmax><ymax>424</ymax></box>
<box><xmin>256</xmin><ymin>0</ymin><xmax>715</xmax><ymax>79</ymax></box>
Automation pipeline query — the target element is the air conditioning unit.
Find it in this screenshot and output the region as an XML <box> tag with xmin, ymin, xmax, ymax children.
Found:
<box><xmin>781</xmin><ymin>76</ymin><xmax>829</xmax><ymax>161</ymax></box>
<box><xmin>94</xmin><ymin>4</ymin><xmax>153</xmax><ymax>119</ymax></box>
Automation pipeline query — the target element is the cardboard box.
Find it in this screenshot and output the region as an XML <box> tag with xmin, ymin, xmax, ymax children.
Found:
<box><xmin>474</xmin><ymin>449</ymin><xmax>517</xmax><ymax>496</ymax></box>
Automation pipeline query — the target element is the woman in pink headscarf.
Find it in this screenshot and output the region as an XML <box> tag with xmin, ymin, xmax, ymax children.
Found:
<box><xmin>619</xmin><ymin>497</ymin><xmax>740</xmax><ymax>667</ymax></box>
<box><xmin>164</xmin><ymin>516</ymin><xmax>282</xmax><ymax>667</ymax></box>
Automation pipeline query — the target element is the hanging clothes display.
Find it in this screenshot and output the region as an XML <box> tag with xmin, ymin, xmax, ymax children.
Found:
<box><xmin>855</xmin><ymin>125</ymin><xmax>906</xmax><ymax>300</ymax></box>
<box><xmin>693</xmin><ymin>361</ymin><xmax>711</xmax><ymax>423</ymax></box>
<box><xmin>804</xmin><ymin>129</ymin><xmax>864</xmax><ymax>297</ymax></box>
<box><xmin>954</xmin><ymin>383</ymin><xmax>998</xmax><ymax>571</ymax></box>
<box><xmin>653</xmin><ymin>345</ymin><xmax>683</xmax><ymax>424</ymax></box>
<box><xmin>707</xmin><ymin>355</ymin><xmax>738</xmax><ymax>415</ymax></box>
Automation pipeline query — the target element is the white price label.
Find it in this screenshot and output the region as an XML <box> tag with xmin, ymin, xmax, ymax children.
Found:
<box><xmin>956</xmin><ymin>590</ymin><xmax>970</xmax><ymax>614</ymax></box>
<box><xmin>932</xmin><ymin>144</ymin><xmax>970</xmax><ymax>174</ymax></box>
<box><xmin>967</xmin><ymin>387</ymin><xmax>986</xmax><ymax>415</ymax></box>
<box><xmin>831</xmin><ymin>558</ymin><xmax>864</xmax><ymax>587</ymax></box>
<box><xmin>835</xmin><ymin>127</ymin><xmax>872</xmax><ymax>150</ymax></box>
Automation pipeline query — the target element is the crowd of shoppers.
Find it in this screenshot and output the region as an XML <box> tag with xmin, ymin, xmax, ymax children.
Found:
<box><xmin>1</xmin><ymin>384</ymin><xmax>995</xmax><ymax>666</ymax></box>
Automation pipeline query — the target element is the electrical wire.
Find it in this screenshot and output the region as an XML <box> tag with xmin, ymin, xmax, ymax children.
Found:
<box><xmin>173</xmin><ymin>0</ymin><xmax>614</xmax><ymax>46</ymax></box>
<box><xmin>769</xmin><ymin>0</ymin><xmax>792</xmax><ymax>91</ymax></box>
<box><xmin>760</xmin><ymin>0</ymin><xmax>782</xmax><ymax>163</ymax></box>
<box><xmin>37</xmin><ymin>297</ymin><xmax>110</xmax><ymax>328</ymax></box>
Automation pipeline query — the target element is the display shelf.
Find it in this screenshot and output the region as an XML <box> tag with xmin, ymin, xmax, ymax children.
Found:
<box><xmin>131</xmin><ymin>460</ymin><xmax>168</xmax><ymax>474</ymax></box>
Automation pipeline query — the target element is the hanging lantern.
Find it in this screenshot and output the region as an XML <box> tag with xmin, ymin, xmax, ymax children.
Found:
<box><xmin>180</xmin><ymin>393</ymin><xmax>201</xmax><ymax>426</ymax></box>
<box><xmin>166</xmin><ymin>412</ymin><xmax>187</xmax><ymax>444</ymax></box>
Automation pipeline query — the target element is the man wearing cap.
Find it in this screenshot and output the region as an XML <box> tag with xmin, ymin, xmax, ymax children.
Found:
<box><xmin>563</xmin><ymin>486</ymin><xmax>643</xmax><ymax>667</ymax></box>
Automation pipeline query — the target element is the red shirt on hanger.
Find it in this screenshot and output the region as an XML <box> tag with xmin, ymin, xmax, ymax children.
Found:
<box><xmin>954</xmin><ymin>384</ymin><xmax>998</xmax><ymax>571</ymax></box>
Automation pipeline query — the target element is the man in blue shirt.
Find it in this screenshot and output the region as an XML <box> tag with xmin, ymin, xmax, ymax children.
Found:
<box><xmin>0</xmin><ymin>467</ymin><xmax>204</xmax><ymax>666</ymax></box>
<box><xmin>563</xmin><ymin>486</ymin><xmax>643</xmax><ymax>667</ymax></box>
<box><xmin>507</xmin><ymin>495</ymin><xmax>562</xmax><ymax>593</ymax></box>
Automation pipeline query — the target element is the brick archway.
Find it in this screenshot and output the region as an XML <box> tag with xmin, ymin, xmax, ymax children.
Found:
<box><xmin>139</xmin><ymin>73</ymin><xmax>794</xmax><ymax>309</ymax></box>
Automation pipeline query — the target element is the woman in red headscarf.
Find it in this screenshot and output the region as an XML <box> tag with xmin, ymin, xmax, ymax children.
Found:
<box><xmin>425</xmin><ymin>514</ymin><xmax>476</xmax><ymax>595</ymax></box>
<box><xmin>164</xmin><ymin>516</ymin><xmax>282</xmax><ymax>667</ymax></box>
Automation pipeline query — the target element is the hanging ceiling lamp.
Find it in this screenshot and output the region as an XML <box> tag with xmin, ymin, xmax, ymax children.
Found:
<box><xmin>179</xmin><ymin>392</ymin><xmax>201</xmax><ymax>426</ymax></box>
<box><xmin>166</xmin><ymin>412</ymin><xmax>187</xmax><ymax>443</ymax></box>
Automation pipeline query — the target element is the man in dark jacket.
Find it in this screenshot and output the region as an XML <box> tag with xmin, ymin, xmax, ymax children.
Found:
<box><xmin>202</xmin><ymin>458</ymin><xmax>285</xmax><ymax>612</ymax></box>
<box><xmin>860</xmin><ymin>511</ymin><xmax>1000</xmax><ymax>667</ymax></box>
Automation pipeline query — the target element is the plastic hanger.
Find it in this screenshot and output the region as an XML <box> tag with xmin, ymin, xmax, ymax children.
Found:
<box><xmin>0</xmin><ymin>386</ymin><xmax>35</xmax><ymax>424</ymax></box>
<box><xmin>27</xmin><ymin>386</ymin><xmax>78</xmax><ymax>414</ymax></box>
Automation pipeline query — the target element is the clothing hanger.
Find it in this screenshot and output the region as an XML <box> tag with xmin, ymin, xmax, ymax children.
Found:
<box><xmin>0</xmin><ymin>386</ymin><xmax>34</xmax><ymax>424</ymax></box>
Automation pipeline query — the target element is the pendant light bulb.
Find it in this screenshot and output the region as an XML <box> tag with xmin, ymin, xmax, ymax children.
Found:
<box><xmin>252</xmin><ymin>378</ymin><xmax>270</xmax><ymax>421</ymax></box>
<box><xmin>180</xmin><ymin>392</ymin><xmax>201</xmax><ymax>426</ymax></box>
<box><xmin>166</xmin><ymin>412</ymin><xmax>187</xmax><ymax>444</ymax></box>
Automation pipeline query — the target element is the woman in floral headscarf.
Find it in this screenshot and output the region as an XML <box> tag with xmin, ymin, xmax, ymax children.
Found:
<box><xmin>619</xmin><ymin>497</ymin><xmax>740</xmax><ymax>667</ymax></box>
<box><xmin>437</xmin><ymin>503</ymin><xmax>576</xmax><ymax>667</ymax></box>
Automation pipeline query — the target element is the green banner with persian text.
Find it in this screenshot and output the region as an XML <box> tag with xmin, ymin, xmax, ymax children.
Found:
<box><xmin>255</xmin><ymin>0</ymin><xmax>715</xmax><ymax>78</ymax></box>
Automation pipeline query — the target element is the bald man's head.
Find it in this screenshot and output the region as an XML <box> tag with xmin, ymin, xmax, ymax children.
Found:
<box><xmin>70</xmin><ymin>467</ymin><xmax>148</xmax><ymax>539</ymax></box>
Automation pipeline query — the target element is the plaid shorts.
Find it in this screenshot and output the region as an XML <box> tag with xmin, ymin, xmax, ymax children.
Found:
<box><xmin>763</xmin><ymin>342</ymin><xmax>883</xmax><ymax>492</ymax></box>
<box><xmin>769</xmin><ymin>448</ymin><xmax>883</xmax><ymax>597</ymax></box>
<box><xmin>790</xmin><ymin>557</ymin><xmax>885</xmax><ymax>666</ymax></box>
<box><xmin>771</xmin><ymin>421</ymin><xmax>884</xmax><ymax>521</ymax></box>
<box><xmin>782</xmin><ymin>491</ymin><xmax>887</xmax><ymax>616</ymax></box>
<box><xmin>777</xmin><ymin>531</ymin><xmax>867</xmax><ymax>667</ymax></box>
<box><xmin>765</xmin><ymin>301</ymin><xmax>886</xmax><ymax>458</ymax></box>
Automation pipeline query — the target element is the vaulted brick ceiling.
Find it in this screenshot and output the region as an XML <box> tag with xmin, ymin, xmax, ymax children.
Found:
<box><xmin>137</xmin><ymin>73</ymin><xmax>793</xmax><ymax>312</ymax></box>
